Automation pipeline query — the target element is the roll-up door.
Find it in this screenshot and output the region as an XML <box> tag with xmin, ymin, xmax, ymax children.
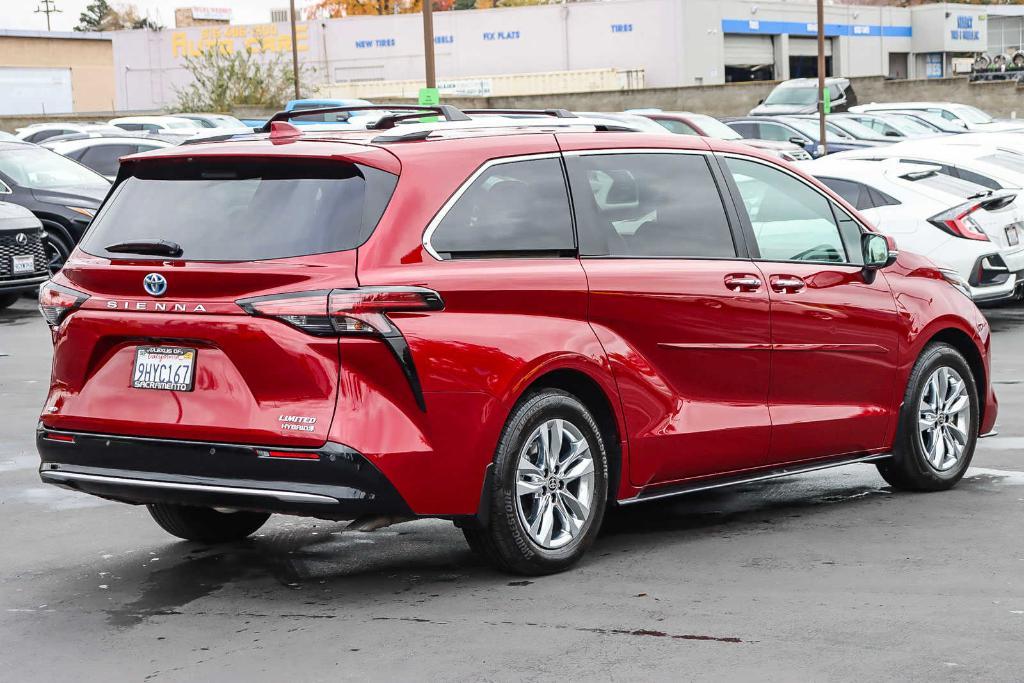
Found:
<box><xmin>789</xmin><ymin>37</ymin><xmax>833</xmax><ymax>57</ymax></box>
<box><xmin>724</xmin><ymin>35</ymin><xmax>775</xmax><ymax>65</ymax></box>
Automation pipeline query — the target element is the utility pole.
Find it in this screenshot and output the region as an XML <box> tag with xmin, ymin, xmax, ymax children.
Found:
<box><xmin>35</xmin><ymin>0</ymin><xmax>62</xmax><ymax>31</ymax></box>
<box><xmin>816</xmin><ymin>0</ymin><xmax>827</xmax><ymax>156</ymax></box>
<box><xmin>422</xmin><ymin>0</ymin><xmax>437</xmax><ymax>89</ymax></box>
<box><xmin>289</xmin><ymin>0</ymin><xmax>301</xmax><ymax>99</ymax></box>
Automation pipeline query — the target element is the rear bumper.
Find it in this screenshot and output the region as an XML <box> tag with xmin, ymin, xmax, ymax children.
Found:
<box><xmin>36</xmin><ymin>428</ymin><xmax>413</xmax><ymax>520</ymax></box>
<box><xmin>0</xmin><ymin>273</ymin><xmax>47</xmax><ymax>294</ymax></box>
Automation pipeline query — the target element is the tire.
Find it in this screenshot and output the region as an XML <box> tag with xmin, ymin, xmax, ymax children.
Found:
<box><xmin>463</xmin><ymin>389</ymin><xmax>609</xmax><ymax>575</ymax></box>
<box><xmin>877</xmin><ymin>343</ymin><xmax>979</xmax><ymax>492</ymax></box>
<box><xmin>147</xmin><ymin>503</ymin><xmax>270</xmax><ymax>543</ymax></box>
<box><xmin>0</xmin><ymin>293</ymin><xmax>19</xmax><ymax>311</ymax></box>
<box><xmin>42</xmin><ymin>231</ymin><xmax>72</xmax><ymax>276</ymax></box>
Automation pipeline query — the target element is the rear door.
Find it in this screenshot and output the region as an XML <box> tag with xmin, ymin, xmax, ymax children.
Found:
<box><xmin>45</xmin><ymin>151</ymin><xmax>399</xmax><ymax>447</ymax></box>
<box><xmin>721</xmin><ymin>155</ymin><xmax>900</xmax><ymax>463</ymax></box>
<box><xmin>565</xmin><ymin>146</ymin><xmax>773</xmax><ymax>485</ymax></box>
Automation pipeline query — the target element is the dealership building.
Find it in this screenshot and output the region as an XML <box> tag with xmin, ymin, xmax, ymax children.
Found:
<box><xmin>4</xmin><ymin>1</ymin><xmax>1024</xmax><ymax>114</ymax></box>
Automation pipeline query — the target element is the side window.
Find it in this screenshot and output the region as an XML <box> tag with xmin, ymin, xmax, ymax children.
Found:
<box><xmin>832</xmin><ymin>205</ymin><xmax>865</xmax><ymax>266</ymax></box>
<box><xmin>726</xmin><ymin>157</ymin><xmax>848</xmax><ymax>264</ymax></box>
<box><xmin>818</xmin><ymin>177</ymin><xmax>871</xmax><ymax>210</ymax></box>
<box><xmin>135</xmin><ymin>144</ymin><xmax>163</xmax><ymax>153</ymax></box>
<box><xmin>758</xmin><ymin>123</ymin><xmax>794</xmax><ymax>142</ymax></box>
<box><xmin>653</xmin><ymin>118</ymin><xmax>699</xmax><ymax>135</ymax></box>
<box><xmin>727</xmin><ymin>122</ymin><xmax>755</xmax><ymax>138</ymax></box>
<box><xmin>429</xmin><ymin>157</ymin><xmax>574</xmax><ymax>259</ymax></box>
<box><xmin>868</xmin><ymin>187</ymin><xmax>900</xmax><ymax>208</ymax></box>
<box><xmin>567</xmin><ymin>152</ymin><xmax>736</xmax><ymax>259</ymax></box>
<box><xmin>142</xmin><ymin>124</ymin><xmax>160</xmax><ymax>133</ymax></box>
<box><xmin>116</xmin><ymin>123</ymin><xmax>140</xmax><ymax>131</ymax></box>
<box><xmin>80</xmin><ymin>144</ymin><xmax>137</xmax><ymax>177</ymax></box>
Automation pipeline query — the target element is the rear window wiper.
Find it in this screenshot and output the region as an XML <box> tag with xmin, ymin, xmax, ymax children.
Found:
<box><xmin>105</xmin><ymin>239</ymin><xmax>183</xmax><ymax>257</ymax></box>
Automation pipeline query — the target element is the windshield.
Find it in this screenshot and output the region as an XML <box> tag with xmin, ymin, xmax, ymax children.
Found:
<box><xmin>80</xmin><ymin>158</ymin><xmax>397</xmax><ymax>262</ymax></box>
<box><xmin>0</xmin><ymin>146</ymin><xmax>109</xmax><ymax>190</ymax></box>
<box><xmin>764</xmin><ymin>86</ymin><xmax>817</xmax><ymax>106</ymax></box>
<box><xmin>952</xmin><ymin>105</ymin><xmax>994</xmax><ymax>125</ymax></box>
<box><xmin>884</xmin><ymin>116</ymin><xmax>935</xmax><ymax>135</ymax></box>
<box><xmin>687</xmin><ymin>114</ymin><xmax>742</xmax><ymax>140</ymax></box>
<box><xmin>785</xmin><ymin>118</ymin><xmax>849</xmax><ymax>143</ymax></box>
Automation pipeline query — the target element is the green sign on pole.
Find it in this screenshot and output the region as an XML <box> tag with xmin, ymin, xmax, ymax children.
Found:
<box><xmin>419</xmin><ymin>87</ymin><xmax>440</xmax><ymax>122</ymax></box>
<box><xmin>823</xmin><ymin>87</ymin><xmax>832</xmax><ymax>115</ymax></box>
<box><xmin>418</xmin><ymin>87</ymin><xmax>440</xmax><ymax>106</ymax></box>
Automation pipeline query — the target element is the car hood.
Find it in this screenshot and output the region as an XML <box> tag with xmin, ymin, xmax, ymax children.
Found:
<box><xmin>749</xmin><ymin>103</ymin><xmax>818</xmax><ymax>116</ymax></box>
<box><xmin>31</xmin><ymin>185</ymin><xmax>108</xmax><ymax>208</ymax></box>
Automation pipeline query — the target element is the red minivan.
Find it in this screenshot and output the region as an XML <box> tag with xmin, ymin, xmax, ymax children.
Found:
<box><xmin>37</xmin><ymin>108</ymin><xmax>998</xmax><ymax>575</ymax></box>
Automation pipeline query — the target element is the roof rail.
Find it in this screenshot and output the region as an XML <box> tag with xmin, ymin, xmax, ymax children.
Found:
<box><xmin>257</xmin><ymin>104</ymin><xmax>471</xmax><ymax>132</ymax></box>
<box><xmin>461</xmin><ymin>109</ymin><xmax>578</xmax><ymax>119</ymax></box>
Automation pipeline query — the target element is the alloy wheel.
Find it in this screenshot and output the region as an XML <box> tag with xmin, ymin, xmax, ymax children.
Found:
<box><xmin>918</xmin><ymin>366</ymin><xmax>971</xmax><ymax>472</ymax></box>
<box><xmin>514</xmin><ymin>418</ymin><xmax>595</xmax><ymax>549</ymax></box>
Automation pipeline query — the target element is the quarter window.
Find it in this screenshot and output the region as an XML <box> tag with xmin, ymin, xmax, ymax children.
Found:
<box><xmin>568</xmin><ymin>152</ymin><xmax>736</xmax><ymax>258</ymax></box>
<box><xmin>726</xmin><ymin>158</ymin><xmax>848</xmax><ymax>264</ymax></box>
<box><xmin>429</xmin><ymin>157</ymin><xmax>575</xmax><ymax>258</ymax></box>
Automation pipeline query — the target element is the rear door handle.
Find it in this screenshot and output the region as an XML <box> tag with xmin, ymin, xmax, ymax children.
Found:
<box><xmin>770</xmin><ymin>276</ymin><xmax>806</xmax><ymax>293</ymax></box>
<box><xmin>724</xmin><ymin>275</ymin><xmax>763</xmax><ymax>292</ymax></box>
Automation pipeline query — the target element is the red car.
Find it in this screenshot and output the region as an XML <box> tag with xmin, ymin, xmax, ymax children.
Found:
<box><xmin>37</xmin><ymin>107</ymin><xmax>997</xmax><ymax>575</ymax></box>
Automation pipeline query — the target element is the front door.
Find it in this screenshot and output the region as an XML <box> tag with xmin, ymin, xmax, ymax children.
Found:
<box><xmin>722</xmin><ymin>156</ymin><xmax>900</xmax><ymax>463</ymax></box>
<box><xmin>565</xmin><ymin>148</ymin><xmax>773</xmax><ymax>486</ymax></box>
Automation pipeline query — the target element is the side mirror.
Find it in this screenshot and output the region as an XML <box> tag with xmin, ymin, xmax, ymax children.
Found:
<box><xmin>790</xmin><ymin>136</ymin><xmax>809</xmax><ymax>146</ymax></box>
<box><xmin>863</xmin><ymin>232</ymin><xmax>897</xmax><ymax>269</ymax></box>
<box><xmin>884</xmin><ymin>130</ymin><xmax>902</xmax><ymax>137</ymax></box>
<box><xmin>758</xmin><ymin>98</ymin><xmax>765</xmax><ymax>105</ymax></box>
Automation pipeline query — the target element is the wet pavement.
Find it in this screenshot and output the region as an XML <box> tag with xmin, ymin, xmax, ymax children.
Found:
<box><xmin>2</xmin><ymin>298</ymin><xmax>1023</xmax><ymax>680</ymax></box>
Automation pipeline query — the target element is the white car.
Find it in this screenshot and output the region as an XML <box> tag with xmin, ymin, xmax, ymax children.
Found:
<box><xmin>15</xmin><ymin>122</ymin><xmax>124</xmax><ymax>144</ymax></box>
<box><xmin>171</xmin><ymin>113</ymin><xmax>246</xmax><ymax>129</ymax></box>
<box><xmin>849</xmin><ymin>102</ymin><xmax>1024</xmax><ymax>133</ymax></box>
<box><xmin>803</xmin><ymin>157</ymin><xmax>1024</xmax><ymax>303</ymax></box>
<box><xmin>108</xmin><ymin>116</ymin><xmax>200</xmax><ymax>134</ymax></box>
<box><xmin>48</xmin><ymin>137</ymin><xmax>177</xmax><ymax>181</ymax></box>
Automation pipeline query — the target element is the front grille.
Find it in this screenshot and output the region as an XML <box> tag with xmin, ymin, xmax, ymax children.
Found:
<box><xmin>0</xmin><ymin>230</ymin><xmax>48</xmax><ymax>280</ymax></box>
<box><xmin>787</xmin><ymin>149</ymin><xmax>813</xmax><ymax>161</ymax></box>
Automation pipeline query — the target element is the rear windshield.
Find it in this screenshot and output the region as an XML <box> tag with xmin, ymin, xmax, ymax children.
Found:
<box><xmin>80</xmin><ymin>158</ymin><xmax>398</xmax><ymax>261</ymax></box>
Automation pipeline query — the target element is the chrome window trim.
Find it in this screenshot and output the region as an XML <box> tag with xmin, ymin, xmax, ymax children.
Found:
<box><xmin>0</xmin><ymin>179</ymin><xmax>11</xmax><ymax>194</ymax></box>
<box><xmin>421</xmin><ymin>151</ymin><xmax>563</xmax><ymax>261</ymax></box>
<box><xmin>720</xmin><ymin>152</ymin><xmax>872</xmax><ymax>266</ymax></box>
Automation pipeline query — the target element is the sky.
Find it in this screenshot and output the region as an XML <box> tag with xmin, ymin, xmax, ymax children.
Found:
<box><xmin>5</xmin><ymin>0</ymin><xmax>313</xmax><ymax>32</ymax></box>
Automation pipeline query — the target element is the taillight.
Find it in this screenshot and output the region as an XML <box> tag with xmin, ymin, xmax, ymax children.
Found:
<box><xmin>38</xmin><ymin>281</ymin><xmax>89</xmax><ymax>327</ymax></box>
<box><xmin>928</xmin><ymin>204</ymin><xmax>990</xmax><ymax>241</ymax></box>
<box><xmin>237</xmin><ymin>287</ymin><xmax>443</xmax><ymax>412</ymax></box>
<box><xmin>237</xmin><ymin>287</ymin><xmax>443</xmax><ymax>336</ymax></box>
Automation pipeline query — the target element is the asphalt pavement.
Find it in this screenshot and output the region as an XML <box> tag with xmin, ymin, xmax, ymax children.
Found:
<box><xmin>2</xmin><ymin>297</ymin><xmax>1023</xmax><ymax>681</ymax></box>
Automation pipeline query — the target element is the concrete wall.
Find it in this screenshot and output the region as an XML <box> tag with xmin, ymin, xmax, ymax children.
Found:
<box><xmin>0</xmin><ymin>35</ymin><xmax>116</xmax><ymax>112</ymax></box>
<box><xmin>395</xmin><ymin>76</ymin><xmax>1024</xmax><ymax>119</ymax></box>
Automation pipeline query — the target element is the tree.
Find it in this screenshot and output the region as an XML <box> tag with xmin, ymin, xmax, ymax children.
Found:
<box><xmin>75</xmin><ymin>0</ymin><xmax>163</xmax><ymax>31</ymax></box>
<box><xmin>173</xmin><ymin>47</ymin><xmax>300</xmax><ymax>112</ymax></box>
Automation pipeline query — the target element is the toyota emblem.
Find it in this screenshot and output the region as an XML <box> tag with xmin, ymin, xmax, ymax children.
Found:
<box><xmin>143</xmin><ymin>273</ymin><xmax>168</xmax><ymax>297</ymax></box>
<box><xmin>14</xmin><ymin>232</ymin><xmax>28</xmax><ymax>246</ymax></box>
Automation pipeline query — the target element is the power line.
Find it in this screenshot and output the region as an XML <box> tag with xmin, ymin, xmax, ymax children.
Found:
<box><xmin>34</xmin><ymin>0</ymin><xmax>62</xmax><ymax>31</ymax></box>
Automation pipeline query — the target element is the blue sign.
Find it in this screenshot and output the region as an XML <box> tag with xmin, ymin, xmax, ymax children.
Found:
<box><xmin>951</xmin><ymin>16</ymin><xmax>980</xmax><ymax>41</ymax></box>
<box><xmin>355</xmin><ymin>38</ymin><xmax>396</xmax><ymax>48</ymax></box>
<box><xmin>611</xmin><ymin>23</ymin><xmax>633</xmax><ymax>33</ymax></box>
<box><xmin>434</xmin><ymin>34</ymin><xmax>454</xmax><ymax>45</ymax></box>
<box><xmin>721</xmin><ymin>19</ymin><xmax>911</xmax><ymax>38</ymax></box>
<box><xmin>483</xmin><ymin>31</ymin><xmax>520</xmax><ymax>41</ymax></box>
<box><xmin>926</xmin><ymin>53</ymin><xmax>943</xmax><ymax>79</ymax></box>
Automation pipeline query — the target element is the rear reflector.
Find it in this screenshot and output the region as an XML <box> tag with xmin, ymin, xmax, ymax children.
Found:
<box><xmin>43</xmin><ymin>432</ymin><xmax>75</xmax><ymax>443</ymax></box>
<box><xmin>259</xmin><ymin>450</ymin><xmax>320</xmax><ymax>460</ymax></box>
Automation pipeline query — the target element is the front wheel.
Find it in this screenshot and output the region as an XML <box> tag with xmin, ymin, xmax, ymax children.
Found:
<box><xmin>463</xmin><ymin>389</ymin><xmax>609</xmax><ymax>575</ymax></box>
<box><xmin>147</xmin><ymin>504</ymin><xmax>270</xmax><ymax>542</ymax></box>
<box><xmin>877</xmin><ymin>343</ymin><xmax>979</xmax><ymax>491</ymax></box>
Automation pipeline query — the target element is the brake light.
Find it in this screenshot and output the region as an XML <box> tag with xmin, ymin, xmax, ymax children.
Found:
<box><xmin>237</xmin><ymin>287</ymin><xmax>444</xmax><ymax>337</ymax></box>
<box><xmin>928</xmin><ymin>203</ymin><xmax>990</xmax><ymax>241</ymax></box>
<box><xmin>38</xmin><ymin>281</ymin><xmax>89</xmax><ymax>327</ymax></box>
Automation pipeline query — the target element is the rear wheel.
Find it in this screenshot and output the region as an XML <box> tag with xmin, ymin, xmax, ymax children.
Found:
<box><xmin>0</xmin><ymin>293</ymin><xmax>19</xmax><ymax>311</ymax></box>
<box><xmin>463</xmin><ymin>389</ymin><xmax>608</xmax><ymax>575</ymax></box>
<box><xmin>147</xmin><ymin>503</ymin><xmax>270</xmax><ymax>542</ymax></box>
<box><xmin>877</xmin><ymin>343</ymin><xmax>979</xmax><ymax>491</ymax></box>
<box><xmin>42</xmin><ymin>231</ymin><xmax>72</xmax><ymax>276</ymax></box>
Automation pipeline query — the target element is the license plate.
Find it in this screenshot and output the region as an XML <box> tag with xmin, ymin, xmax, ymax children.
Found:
<box><xmin>132</xmin><ymin>346</ymin><xmax>197</xmax><ymax>392</ymax></box>
<box><xmin>1007</xmin><ymin>225</ymin><xmax>1020</xmax><ymax>247</ymax></box>
<box><xmin>11</xmin><ymin>254</ymin><xmax>33</xmax><ymax>275</ymax></box>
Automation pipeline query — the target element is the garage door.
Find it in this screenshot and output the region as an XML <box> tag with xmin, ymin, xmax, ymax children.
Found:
<box><xmin>724</xmin><ymin>35</ymin><xmax>775</xmax><ymax>65</ymax></box>
<box><xmin>789</xmin><ymin>37</ymin><xmax>833</xmax><ymax>57</ymax></box>
<box><xmin>0</xmin><ymin>67</ymin><xmax>73</xmax><ymax>116</ymax></box>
